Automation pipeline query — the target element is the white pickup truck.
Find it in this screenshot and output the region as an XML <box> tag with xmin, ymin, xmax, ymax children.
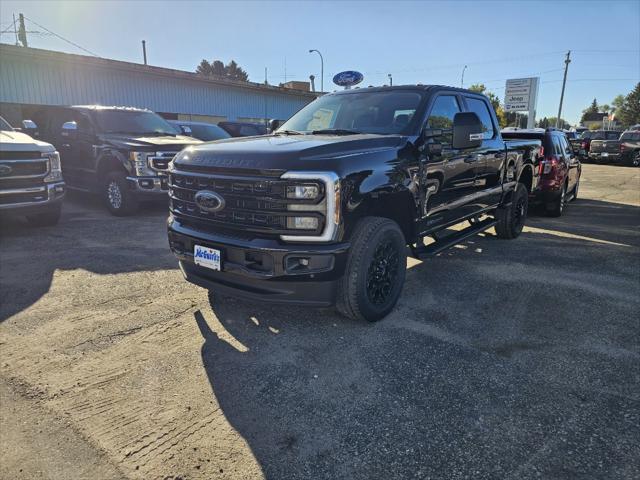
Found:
<box><xmin>0</xmin><ymin>116</ymin><xmax>65</xmax><ymax>225</ymax></box>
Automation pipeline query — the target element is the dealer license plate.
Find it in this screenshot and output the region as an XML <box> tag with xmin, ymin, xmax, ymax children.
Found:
<box><xmin>194</xmin><ymin>245</ymin><xmax>221</xmax><ymax>271</ymax></box>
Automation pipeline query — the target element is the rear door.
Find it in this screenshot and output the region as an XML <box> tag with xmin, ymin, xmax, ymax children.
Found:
<box><xmin>559</xmin><ymin>134</ymin><xmax>579</xmax><ymax>191</ymax></box>
<box><xmin>423</xmin><ymin>94</ymin><xmax>478</xmax><ymax>225</ymax></box>
<box><xmin>463</xmin><ymin>95</ymin><xmax>504</xmax><ymax>207</ymax></box>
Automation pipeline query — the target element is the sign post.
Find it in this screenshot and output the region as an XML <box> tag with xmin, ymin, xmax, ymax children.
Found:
<box><xmin>504</xmin><ymin>77</ymin><xmax>539</xmax><ymax>128</ymax></box>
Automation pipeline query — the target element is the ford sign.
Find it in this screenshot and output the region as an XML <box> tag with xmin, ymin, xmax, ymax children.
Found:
<box><xmin>0</xmin><ymin>164</ymin><xmax>12</xmax><ymax>176</ymax></box>
<box><xmin>194</xmin><ymin>190</ymin><xmax>225</xmax><ymax>213</ymax></box>
<box><xmin>333</xmin><ymin>71</ymin><xmax>364</xmax><ymax>87</ymax></box>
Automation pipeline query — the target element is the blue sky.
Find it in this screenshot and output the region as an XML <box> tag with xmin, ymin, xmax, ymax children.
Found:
<box><xmin>1</xmin><ymin>0</ymin><xmax>638</xmax><ymax>124</ymax></box>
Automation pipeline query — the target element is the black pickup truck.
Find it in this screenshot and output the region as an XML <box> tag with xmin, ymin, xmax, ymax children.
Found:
<box><xmin>32</xmin><ymin>106</ymin><xmax>201</xmax><ymax>215</ymax></box>
<box><xmin>167</xmin><ymin>86</ymin><xmax>540</xmax><ymax>321</ymax></box>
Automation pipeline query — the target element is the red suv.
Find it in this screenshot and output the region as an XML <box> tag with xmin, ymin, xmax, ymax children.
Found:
<box><xmin>502</xmin><ymin>128</ymin><xmax>581</xmax><ymax>216</ymax></box>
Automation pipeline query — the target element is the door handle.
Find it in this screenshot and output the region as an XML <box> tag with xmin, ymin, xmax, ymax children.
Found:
<box><xmin>464</xmin><ymin>154</ymin><xmax>481</xmax><ymax>163</ymax></box>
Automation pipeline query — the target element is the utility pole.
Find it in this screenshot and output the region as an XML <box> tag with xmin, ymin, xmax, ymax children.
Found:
<box><xmin>141</xmin><ymin>40</ymin><xmax>147</xmax><ymax>65</ymax></box>
<box><xmin>13</xmin><ymin>13</ymin><xmax>19</xmax><ymax>45</ymax></box>
<box><xmin>264</xmin><ymin>67</ymin><xmax>268</xmax><ymax>85</ymax></box>
<box><xmin>461</xmin><ymin>65</ymin><xmax>467</xmax><ymax>88</ymax></box>
<box><xmin>388</xmin><ymin>73</ymin><xmax>393</xmax><ymax>86</ymax></box>
<box><xmin>556</xmin><ymin>50</ymin><xmax>571</xmax><ymax>128</ymax></box>
<box><xmin>18</xmin><ymin>13</ymin><xmax>28</xmax><ymax>47</ymax></box>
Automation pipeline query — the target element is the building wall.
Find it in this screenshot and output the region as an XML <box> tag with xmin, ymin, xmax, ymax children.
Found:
<box><xmin>0</xmin><ymin>45</ymin><xmax>314</xmax><ymax>123</ymax></box>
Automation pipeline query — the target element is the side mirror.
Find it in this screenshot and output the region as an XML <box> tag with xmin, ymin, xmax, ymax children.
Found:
<box><xmin>452</xmin><ymin>112</ymin><xmax>483</xmax><ymax>149</ymax></box>
<box><xmin>61</xmin><ymin>121</ymin><xmax>78</xmax><ymax>139</ymax></box>
<box><xmin>268</xmin><ymin>119</ymin><xmax>280</xmax><ymax>133</ymax></box>
<box><xmin>180</xmin><ymin>125</ymin><xmax>192</xmax><ymax>135</ymax></box>
<box><xmin>21</xmin><ymin>119</ymin><xmax>39</xmax><ymax>137</ymax></box>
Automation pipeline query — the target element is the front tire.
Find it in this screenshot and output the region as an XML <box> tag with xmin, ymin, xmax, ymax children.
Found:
<box><xmin>631</xmin><ymin>152</ymin><xmax>640</xmax><ymax>168</ymax></box>
<box><xmin>26</xmin><ymin>204</ymin><xmax>62</xmax><ymax>226</ymax></box>
<box><xmin>104</xmin><ymin>171</ymin><xmax>138</xmax><ymax>216</ymax></box>
<box><xmin>495</xmin><ymin>183</ymin><xmax>528</xmax><ymax>239</ymax></box>
<box><xmin>337</xmin><ymin>217</ymin><xmax>407</xmax><ymax>322</ymax></box>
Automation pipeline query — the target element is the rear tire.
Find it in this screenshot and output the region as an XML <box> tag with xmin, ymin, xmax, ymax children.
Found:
<box><xmin>631</xmin><ymin>152</ymin><xmax>640</xmax><ymax>167</ymax></box>
<box><xmin>104</xmin><ymin>171</ymin><xmax>138</xmax><ymax>216</ymax></box>
<box><xmin>495</xmin><ymin>183</ymin><xmax>528</xmax><ymax>239</ymax></box>
<box><xmin>546</xmin><ymin>182</ymin><xmax>567</xmax><ymax>217</ymax></box>
<box><xmin>26</xmin><ymin>204</ymin><xmax>62</xmax><ymax>226</ymax></box>
<box><xmin>337</xmin><ymin>217</ymin><xmax>407</xmax><ymax>322</ymax></box>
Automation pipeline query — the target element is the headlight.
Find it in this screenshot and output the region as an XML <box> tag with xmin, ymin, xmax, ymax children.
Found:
<box><xmin>286</xmin><ymin>185</ymin><xmax>319</xmax><ymax>200</ymax></box>
<box><xmin>129</xmin><ymin>151</ymin><xmax>157</xmax><ymax>177</ymax></box>
<box><xmin>280</xmin><ymin>172</ymin><xmax>340</xmax><ymax>242</ymax></box>
<box><xmin>43</xmin><ymin>151</ymin><xmax>62</xmax><ymax>182</ymax></box>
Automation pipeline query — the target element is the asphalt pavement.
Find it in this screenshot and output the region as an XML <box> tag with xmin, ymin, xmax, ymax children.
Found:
<box><xmin>1</xmin><ymin>164</ymin><xmax>639</xmax><ymax>480</ymax></box>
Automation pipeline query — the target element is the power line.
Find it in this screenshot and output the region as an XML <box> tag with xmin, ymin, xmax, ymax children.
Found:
<box><xmin>22</xmin><ymin>15</ymin><xmax>99</xmax><ymax>57</ymax></box>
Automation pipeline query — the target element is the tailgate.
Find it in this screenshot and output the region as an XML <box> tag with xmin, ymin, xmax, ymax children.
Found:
<box><xmin>590</xmin><ymin>140</ymin><xmax>620</xmax><ymax>153</ymax></box>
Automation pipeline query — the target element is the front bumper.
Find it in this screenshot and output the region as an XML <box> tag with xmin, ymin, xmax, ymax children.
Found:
<box><xmin>126</xmin><ymin>175</ymin><xmax>169</xmax><ymax>197</ymax></box>
<box><xmin>168</xmin><ymin>215</ymin><xmax>350</xmax><ymax>306</ymax></box>
<box><xmin>0</xmin><ymin>181</ymin><xmax>65</xmax><ymax>212</ymax></box>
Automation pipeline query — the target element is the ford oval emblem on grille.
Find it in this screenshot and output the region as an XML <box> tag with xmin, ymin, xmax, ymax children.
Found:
<box><xmin>0</xmin><ymin>165</ymin><xmax>12</xmax><ymax>176</ymax></box>
<box><xmin>194</xmin><ymin>190</ymin><xmax>225</xmax><ymax>213</ymax></box>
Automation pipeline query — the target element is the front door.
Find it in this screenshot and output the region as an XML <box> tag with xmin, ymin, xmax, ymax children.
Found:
<box><xmin>421</xmin><ymin>94</ymin><xmax>478</xmax><ymax>230</ymax></box>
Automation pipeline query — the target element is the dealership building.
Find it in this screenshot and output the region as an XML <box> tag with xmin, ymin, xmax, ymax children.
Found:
<box><xmin>0</xmin><ymin>43</ymin><xmax>317</xmax><ymax>126</ymax></box>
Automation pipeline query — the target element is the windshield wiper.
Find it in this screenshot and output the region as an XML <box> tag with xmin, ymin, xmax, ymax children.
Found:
<box><xmin>311</xmin><ymin>129</ymin><xmax>361</xmax><ymax>135</ymax></box>
<box><xmin>273</xmin><ymin>130</ymin><xmax>303</xmax><ymax>135</ymax></box>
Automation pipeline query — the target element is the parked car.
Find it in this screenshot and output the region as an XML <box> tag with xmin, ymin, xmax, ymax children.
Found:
<box><xmin>578</xmin><ymin>130</ymin><xmax>621</xmax><ymax>161</ymax></box>
<box><xmin>619</xmin><ymin>129</ymin><xmax>640</xmax><ymax>167</ymax></box>
<box><xmin>168</xmin><ymin>120</ymin><xmax>231</xmax><ymax>142</ymax></box>
<box><xmin>502</xmin><ymin>128</ymin><xmax>581</xmax><ymax>216</ymax></box>
<box><xmin>31</xmin><ymin>105</ymin><xmax>201</xmax><ymax>215</ymax></box>
<box><xmin>589</xmin><ymin>131</ymin><xmax>624</xmax><ymax>163</ymax></box>
<box><xmin>0</xmin><ymin>115</ymin><xmax>65</xmax><ymax>225</ymax></box>
<box><xmin>168</xmin><ymin>85</ymin><xmax>541</xmax><ymax>322</ymax></box>
<box><xmin>217</xmin><ymin>121</ymin><xmax>267</xmax><ymax>137</ymax></box>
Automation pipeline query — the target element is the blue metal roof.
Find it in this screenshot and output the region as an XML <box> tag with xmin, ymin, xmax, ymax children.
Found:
<box><xmin>0</xmin><ymin>44</ymin><xmax>316</xmax><ymax>121</ymax></box>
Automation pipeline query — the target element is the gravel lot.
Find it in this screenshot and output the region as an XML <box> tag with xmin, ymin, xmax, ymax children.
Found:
<box><xmin>1</xmin><ymin>164</ymin><xmax>639</xmax><ymax>480</ymax></box>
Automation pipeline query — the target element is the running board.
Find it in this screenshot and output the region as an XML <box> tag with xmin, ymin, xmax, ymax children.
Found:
<box><xmin>412</xmin><ymin>218</ymin><xmax>498</xmax><ymax>258</ymax></box>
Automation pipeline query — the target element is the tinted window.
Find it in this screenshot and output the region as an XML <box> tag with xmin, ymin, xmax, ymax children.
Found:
<box><xmin>580</xmin><ymin>131</ymin><xmax>594</xmax><ymax>139</ymax></box>
<box><xmin>239</xmin><ymin>125</ymin><xmax>262</xmax><ymax>136</ymax></box>
<box><xmin>465</xmin><ymin>97</ymin><xmax>495</xmax><ymax>139</ymax></box>
<box><xmin>620</xmin><ymin>132</ymin><xmax>640</xmax><ymax>141</ymax></box>
<box><xmin>188</xmin><ymin>124</ymin><xmax>231</xmax><ymax>141</ymax></box>
<box><xmin>279</xmin><ymin>90</ymin><xmax>424</xmax><ymax>135</ymax></box>
<box><xmin>560</xmin><ymin>135</ymin><xmax>572</xmax><ymax>155</ymax></box>
<box><xmin>0</xmin><ymin>116</ymin><xmax>13</xmax><ymax>131</ymax></box>
<box><xmin>606</xmin><ymin>131</ymin><xmax>621</xmax><ymax>140</ymax></box>
<box><xmin>93</xmin><ymin>110</ymin><xmax>178</xmax><ymax>135</ymax></box>
<box><xmin>550</xmin><ymin>135</ymin><xmax>562</xmax><ymax>155</ymax></box>
<box><xmin>427</xmin><ymin>95</ymin><xmax>461</xmax><ymax>144</ymax></box>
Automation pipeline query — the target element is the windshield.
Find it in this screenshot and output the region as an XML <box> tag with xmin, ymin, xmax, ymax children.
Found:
<box><xmin>93</xmin><ymin>110</ymin><xmax>179</xmax><ymax>135</ymax></box>
<box><xmin>279</xmin><ymin>90</ymin><xmax>424</xmax><ymax>135</ymax></box>
<box><xmin>0</xmin><ymin>116</ymin><xmax>13</xmax><ymax>131</ymax></box>
<box><xmin>188</xmin><ymin>124</ymin><xmax>231</xmax><ymax>141</ymax></box>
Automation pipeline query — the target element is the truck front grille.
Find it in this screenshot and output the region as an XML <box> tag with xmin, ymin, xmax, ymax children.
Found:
<box><xmin>149</xmin><ymin>151</ymin><xmax>179</xmax><ymax>172</ymax></box>
<box><xmin>0</xmin><ymin>154</ymin><xmax>48</xmax><ymax>178</ymax></box>
<box><xmin>168</xmin><ymin>171</ymin><xmax>325</xmax><ymax>237</ymax></box>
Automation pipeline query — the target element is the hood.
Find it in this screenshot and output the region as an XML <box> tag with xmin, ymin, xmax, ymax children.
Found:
<box><xmin>0</xmin><ymin>130</ymin><xmax>55</xmax><ymax>152</ymax></box>
<box><xmin>99</xmin><ymin>133</ymin><xmax>202</xmax><ymax>150</ymax></box>
<box><xmin>174</xmin><ymin>134</ymin><xmax>404</xmax><ymax>171</ymax></box>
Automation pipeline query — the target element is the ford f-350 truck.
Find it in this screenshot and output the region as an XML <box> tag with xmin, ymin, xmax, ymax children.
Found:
<box><xmin>167</xmin><ymin>86</ymin><xmax>540</xmax><ymax>321</ymax></box>
<box><xmin>0</xmin><ymin>115</ymin><xmax>65</xmax><ymax>225</ymax></box>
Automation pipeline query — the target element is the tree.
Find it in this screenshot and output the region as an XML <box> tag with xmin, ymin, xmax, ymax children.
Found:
<box><xmin>611</xmin><ymin>94</ymin><xmax>625</xmax><ymax>114</ymax></box>
<box><xmin>537</xmin><ymin>117</ymin><xmax>570</xmax><ymax>129</ymax></box>
<box><xmin>580</xmin><ymin>98</ymin><xmax>599</xmax><ymax>123</ymax></box>
<box><xmin>195</xmin><ymin>58</ymin><xmax>249</xmax><ymax>82</ymax></box>
<box><xmin>468</xmin><ymin>83</ymin><xmax>507</xmax><ymax>128</ymax></box>
<box><xmin>616</xmin><ymin>83</ymin><xmax>640</xmax><ymax>127</ymax></box>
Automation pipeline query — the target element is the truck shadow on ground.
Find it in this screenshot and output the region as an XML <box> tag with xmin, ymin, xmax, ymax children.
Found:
<box><xmin>0</xmin><ymin>191</ymin><xmax>174</xmax><ymax>322</ymax></box>
<box><xmin>197</xmin><ymin>198</ymin><xmax>639</xmax><ymax>479</ymax></box>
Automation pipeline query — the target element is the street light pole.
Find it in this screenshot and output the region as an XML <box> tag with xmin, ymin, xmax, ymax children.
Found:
<box><xmin>388</xmin><ymin>73</ymin><xmax>393</xmax><ymax>86</ymax></box>
<box><xmin>309</xmin><ymin>49</ymin><xmax>324</xmax><ymax>93</ymax></box>
<box><xmin>461</xmin><ymin>65</ymin><xmax>467</xmax><ymax>88</ymax></box>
